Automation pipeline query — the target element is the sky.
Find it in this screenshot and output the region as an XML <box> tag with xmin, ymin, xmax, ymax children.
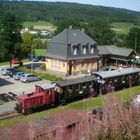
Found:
<box><xmin>29</xmin><ymin>0</ymin><xmax>140</xmax><ymax>12</ymax></box>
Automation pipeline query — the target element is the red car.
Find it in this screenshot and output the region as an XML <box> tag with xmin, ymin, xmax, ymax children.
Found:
<box><xmin>11</xmin><ymin>58</ymin><xmax>19</xmax><ymax>64</ymax></box>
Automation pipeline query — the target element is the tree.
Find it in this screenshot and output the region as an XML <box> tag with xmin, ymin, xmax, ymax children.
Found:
<box><xmin>21</xmin><ymin>32</ymin><xmax>37</xmax><ymax>57</ymax></box>
<box><xmin>85</xmin><ymin>19</ymin><xmax>115</xmax><ymax>45</ymax></box>
<box><xmin>55</xmin><ymin>18</ymin><xmax>82</xmax><ymax>34</ymax></box>
<box><xmin>36</xmin><ymin>38</ymin><xmax>47</xmax><ymax>49</ymax></box>
<box><xmin>0</xmin><ymin>12</ymin><xmax>22</xmax><ymax>62</ymax></box>
<box><xmin>125</xmin><ymin>27</ymin><xmax>140</xmax><ymax>53</ymax></box>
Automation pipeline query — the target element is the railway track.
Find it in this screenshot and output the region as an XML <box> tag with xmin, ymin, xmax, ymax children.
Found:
<box><xmin>0</xmin><ymin>111</ymin><xmax>21</xmax><ymax>121</ymax></box>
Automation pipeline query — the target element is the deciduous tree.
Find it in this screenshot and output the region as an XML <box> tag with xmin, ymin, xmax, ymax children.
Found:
<box><xmin>85</xmin><ymin>20</ymin><xmax>115</xmax><ymax>45</ymax></box>
<box><xmin>21</xmin><ymin>32</ymin><xmax>37</xmax><ymax>57</ymax></box>
<box><xmin>125</xmin><ymin>27</ymin><xmax>140</xmax><ymax>53</ymax></box>
<box><xmin>0</xmin><ymin>12</ymin><xmax>22</xmax><ymax>62</ymax></box>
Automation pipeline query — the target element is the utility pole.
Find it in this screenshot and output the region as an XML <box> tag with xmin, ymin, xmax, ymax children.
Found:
<box><xmin>135</xmin><ymin>32</ymin><xmax>137</xmax><ymax>53</ymax></box>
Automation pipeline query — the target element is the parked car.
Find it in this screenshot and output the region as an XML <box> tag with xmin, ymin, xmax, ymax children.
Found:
<box><xmin>1</xmin><ymin>67</ymin><xmax>14</xmax><ymax>76</ymax></box>
<box><xmin>7</xmin><ymin>69</ymin><xmax>20</xmax><ymax>77</ymax></box>
<box><xmin>20</xmin><ymin>73</ymin><xmax>41</xmax><ymax>83</ymax></box>
<box><xmin>11</xmin><ymin>58</ymin><xmax>19</xmax><ymax>64</ymax></box>
<box><xmin>13</xmin><ymin>72</ymin><xmax>25</xmax><ymax>80</ymax></box>
<box><xmin>28</xmin><ymin>54</ymin><xmax>39</xmax><ymax>62</ymax></box>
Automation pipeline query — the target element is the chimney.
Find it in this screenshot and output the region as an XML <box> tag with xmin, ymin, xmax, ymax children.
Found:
<box><xmin>69</xmin><ymin>25</ymin><xmax>72</xmax><ymax>29</ymax></box>
<box><xmin>82</xmin><ymin>28</ymin><xmax>85</xmax><ymax>32</ymax></box>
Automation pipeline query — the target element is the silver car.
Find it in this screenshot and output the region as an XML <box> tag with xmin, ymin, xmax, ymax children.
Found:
<box><xmin>13</xmin><ymin>72</ymin><xmax>25</xmax><ymax>80</ymax></box>
<box><xmin>20</xmin><ymin>73</ymin><xmax>41</xmax><ymax>83</ymax></box>
<box><xmin>1</xmin><ymin>67</ymin><xmax>14</xmax><ymax>76</ymax></box>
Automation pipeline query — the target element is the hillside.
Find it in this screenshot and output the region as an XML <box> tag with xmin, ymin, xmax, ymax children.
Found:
<box><xmin>0</xmin><ymin>1</ymin><xmax>140</xmax><ymax>24</ymax></box>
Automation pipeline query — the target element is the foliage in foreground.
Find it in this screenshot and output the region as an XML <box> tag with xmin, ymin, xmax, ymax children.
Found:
<box><xmin>57</xmin><ymin>99</ymin><xmax>140</xmax><ymax>140</ymax></box>
<box><xmin>1</xmin><ymin>97</ymin><xmax>140</xmax><ymax>140</ymax></box>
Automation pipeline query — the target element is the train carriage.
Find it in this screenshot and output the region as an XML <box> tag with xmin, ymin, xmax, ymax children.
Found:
<box><xmin>92</xmin><ymin>67</ymin><xmax>140</xmax><ymax>94</ymax></box>
<box><xmin>56</xmin><ymin>75</ymin><xmax>97</xmax><ymax>104</ymax></box>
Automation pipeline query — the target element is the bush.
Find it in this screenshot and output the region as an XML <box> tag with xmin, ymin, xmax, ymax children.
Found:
<box><xmin>39</xmin><ymin>64</ymin><xmax>46</xmax><ymax>71</ymax></box>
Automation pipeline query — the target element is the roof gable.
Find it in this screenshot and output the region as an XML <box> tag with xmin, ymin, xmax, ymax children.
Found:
<box><xmin>49</xmin><ymin>28</ymin><xmax>96</xmax><ymax>45</ymax></box>
<box><xmin>98</xmin><ymin>45</ymin><xmax>135</xmax><ymax>57</ymax></box>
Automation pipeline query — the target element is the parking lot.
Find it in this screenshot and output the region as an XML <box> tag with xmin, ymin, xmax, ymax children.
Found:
<box><xmin>0</xmin><ymin>69</ymin><xmax>51</xmax><ymax>96</ymax></box>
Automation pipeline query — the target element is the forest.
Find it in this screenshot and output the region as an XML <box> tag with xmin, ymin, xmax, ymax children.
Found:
<box><xmin>0</xmin><ymin>1</ymin><xmax>140</xmax><ymax>24</ymax></box>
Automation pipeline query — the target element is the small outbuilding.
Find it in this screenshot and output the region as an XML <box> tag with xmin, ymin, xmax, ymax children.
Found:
<box><xmin>98</xmin><ymin>45</ymin><xmax>136</xmax><ymax>67</ymax></box>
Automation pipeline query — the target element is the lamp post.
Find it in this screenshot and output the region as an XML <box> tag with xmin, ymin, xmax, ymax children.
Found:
<box><xmin>31</xmin><ymin>46</ymin><xmax>33</xmax><ymax>72</ymax></box>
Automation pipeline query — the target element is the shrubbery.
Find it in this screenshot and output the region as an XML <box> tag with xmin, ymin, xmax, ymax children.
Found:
<box><xmin>51</xmin><ymin>98</ymin><xmax>140</xmax><ymax>140</ymax></box>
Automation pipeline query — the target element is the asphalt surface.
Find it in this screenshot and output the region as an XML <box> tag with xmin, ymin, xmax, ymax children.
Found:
<box><xmin>0</xmin><ymin>74</ymin><xmax>51</xmax><ymax>96</ymax></box>
<box><xmin>0</xmin><ymin>63</ymin><xmax>50</xmax><ymax>96</ymax></box>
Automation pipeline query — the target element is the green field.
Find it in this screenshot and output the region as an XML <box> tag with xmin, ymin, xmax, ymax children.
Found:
<box><xmin>23</xmin><ymin>21</ymin><xmax>56</xmax><ymax>28</ymax></box>
<box><xmin>34</xmin><ymin>49</ymin><xmax>46</xmax><ymax>56</ymax></box>
<box><xmin>111</xmin><ymin>22</ymin><xmax>140</xmax><ymax>34</ymax></box>
<box><xmin>0</xmin><ymin>86</ymin><xmax>140</xmax><ymax>127</ymax></box>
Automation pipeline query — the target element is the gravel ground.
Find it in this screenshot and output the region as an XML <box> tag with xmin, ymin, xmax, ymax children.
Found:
<box><xmin>0</xmin><ymin>101</ymin><xmax>16</xmax><ymax>114</ymax></box>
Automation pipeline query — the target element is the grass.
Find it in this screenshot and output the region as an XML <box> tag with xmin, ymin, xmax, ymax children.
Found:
<box><xmin>23</xmin><ymin>21</ymin><xmax>56</xmax><ymax>28</ymax></box>
<box><xmin>0</xmin><ymin>85</ymin><xmax>140</xmax><ymax>128</ymax></box>
<box><xmin>111</xmin><ymin>22</ymin><xmax>140</xmax><ymax>34</ymax></box>
<box><xmin>34</xmin><ymin>49</ymin><xmax>46</xmax><ymax>56</ymax></box>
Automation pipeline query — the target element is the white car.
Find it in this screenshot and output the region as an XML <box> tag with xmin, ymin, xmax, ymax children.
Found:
<box><xmin>1</xmin><ymin>67</ymin><xmax>14</xmax><ymax>76</ymax></box>
<box><xmin>20</xmin><ymin>73</ymin><xmax>41</xmax><ymax>83</ymax></box>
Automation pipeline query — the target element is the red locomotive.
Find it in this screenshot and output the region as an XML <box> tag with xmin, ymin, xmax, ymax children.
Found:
<box><xmin>16</xmin><ymin>84</ymin><xmax>56</xmax><ymax>114</ymax></box>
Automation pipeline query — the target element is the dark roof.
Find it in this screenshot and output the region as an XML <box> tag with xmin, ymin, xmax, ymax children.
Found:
<box><xmin>46</xmin><ymin>28</ymin><xmax>99</xmax><ymax>60</ymax></box>
<box><xmin>57</xmin><ymin>75</ymin><xmax>97</xmax><ymax>87</ymax></box>
<box><xmin>98</xmin><ymin>45</ymin><xmax>135</xmax><ymax>57</ymax></box>
<box><xmin>92</xmin><ymin>67</ymin><xmax>140</xmax><ymax>79</ymax></box>
<box><xmin>35</xmin><ymin>83</ymin><xmax>56</xmax><ymax>90</ymax></box>
<box><xmin>50</xmin><ymin>28</ymin><xmax>97</xmax><ymax>45</ymax></box>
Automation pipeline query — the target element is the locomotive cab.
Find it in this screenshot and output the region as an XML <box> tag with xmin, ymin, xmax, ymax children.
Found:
<box><xmin>16</xmin><ymin>96</ymin><xmax>23</xmax><ymax>113</ymax></box>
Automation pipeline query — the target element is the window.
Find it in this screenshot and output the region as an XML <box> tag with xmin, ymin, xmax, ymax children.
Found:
<box><xmin>52</xmin><ymin>60</ymin><xmax>61</xmax><ymax>70</ymax></box>
<box><xmin>73</xmin><ymin>46</ymin><xmax>78</xmax><ymax>55</ymax></box>
<box><xmin>81</xmin><ymin>64</ymin><xmax>84</xmax><ymax>70</ymax></box>
<box><xmin>51</xmin><ymin>60</ymin><xmax>55</xmax><ymax>68</ymax></box>
<box><xmin>82</xmin><ymin>46</ymin><xmax>87</xmax><ymax>54</ymax></box>
<box><xmin>90</xmin><ymin>46</ymin><xmax>94</xmax><ymax>54</ymax></box>
<box><xmin>87</xmin><ymin>63</ymin><xmax>90</xmax><ymax>70</ymax></box>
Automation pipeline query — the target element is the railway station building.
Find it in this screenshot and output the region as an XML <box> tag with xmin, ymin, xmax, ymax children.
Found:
<box><xmin>46</xmin><ymin>27</ymin><xmax>99</xmax><ymax>76</ymax></box>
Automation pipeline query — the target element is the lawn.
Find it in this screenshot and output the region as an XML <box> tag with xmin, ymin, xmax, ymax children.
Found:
<box><xmin>23</xmin><ymin>21</ymin><xmax>56</xmax><ymax>30</ymax></box>
<box><xmin>111</xmin><ymin>22</ymin><xmax>140</xmax><ymax>34</ymax></box>
<box><xmin>23</xmin><ymin>21</ymin><xmax>56</xmax><ymax>29</ymax></box>
<box><xmin>34</xmin><ymin>49</ymin><xmax>46</xmax><ymax>56</ymax></box>
<box><xmin>0</xmin><ymin>85</ymin><xmax>140</xmax><ymax>128</ymax></box>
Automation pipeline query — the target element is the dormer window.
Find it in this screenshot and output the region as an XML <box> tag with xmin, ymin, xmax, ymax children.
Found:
<box><xmin>90</xmin><ymin>46</ymin><xmax>94</xmax><ymax>54</ymax></box>
<box><xmin>73</xmin><ymin>46</ymin><xmax>78</xmax><ymax>55</ymax></box>
<box><xmin>82</xmin><ymin>46</ymin><xmax>87</xmax><ymax>54</ymax></box>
